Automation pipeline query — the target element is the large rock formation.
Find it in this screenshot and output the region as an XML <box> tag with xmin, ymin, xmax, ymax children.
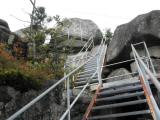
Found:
<box><xmin>106</xmin><ymin>10</ymin><xmax>160</xmax><ymax>63</ymax></box>
<box><xmin>0</xmin><ymin>19</ymin><xmax>10</xmax><ymax>42</ymax></box>
<box><xmin>106</xmin><ymin>68</ymin><xmax>132</xmax><ymax>82</ymax></box>
<box><xmin>130</xmin><ymin>46</ymin><xmax>160</xmax><ymax>73</ymax></box>
<box><xmin>60</xmin><ymin>18</ymin><xmax>103</xmax><ymax>45</ymax></box>
<box><xmin>0</xmin><ymin>19</ymin><xmax>28</xmax><ymax>59</ymax></box>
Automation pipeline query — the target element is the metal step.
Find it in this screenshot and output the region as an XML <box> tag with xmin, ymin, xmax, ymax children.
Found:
<box><xmin>78</xmin><ymin>69</ymin><xmax>96</xmax><ymax>75</ymax></box>
<box><xmin>101</xmin><ymin>77</ymin><xmax>153</xmax><ymax>92</ymax></box>
<box><xmin>84</xmin><ymin>65</ymin><xmax>97</xmax><ymax>68</ymax></box>
<box><xmin>78</xmin><ymin>73</ymin><xmax>95</xmax><ymax>78</ymax></box>
<box><xmin>84</xmin><ymin>66</ymin><xmax>97</xmax><ymax>71</ymax></box>
<box><xmin>74</xmin><ymin>83</ymin><xmax>98</xmax><ymax>89</ymax></box>
<box><xmin>85</xmin><ymin>63</ymin><xmax>97</xmax><ymax>66</ymax></box>
<box><xmin>100</xmin><ymin>78</ymin><xmax>140</xmax><ymax>91</ymax></box>
<box><xmin>88</xmin><ymin>110</ymin><xmax>151</xmax><ymax>120</ymax></box>
<box><xmin>76</xmin><ymin>78</ymin><xmax>98</xmax><ymax>83</ymax></box>
<box><xmin>85</xmin><ymin>62</ymin><xmax>97</xmax><ymax>66</ymax></box>
<box><xmin>98</xmin><ymin>85</ymin><xmax>142</xmax><ymax>96</ymax></box>
<box><xmin>76</xmin><ymin>76</ymin><xmax>98</xmax><ymax>81</ymax></box>
<box><xmin>75</xmin><ymin>79</ymin><xmax>98</xmax><ymax>85</ymax></box>
<box><xmin>96</xmin><ymin>91</ymin><xmax>144</xmax><ymax>102</ymax></box>
<box><xmin>93</xmin><ymin>99</ymin><xmax>147</xmax><ymax>110</ymax></box>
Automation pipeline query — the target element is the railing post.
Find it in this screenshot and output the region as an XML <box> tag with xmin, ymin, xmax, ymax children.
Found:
<box><xmin>92</xmin><ymin>37</ymin><xmax>94</xmax><ymax>48</ymax></box>
<box><xmin>97</xmin><ymin>53</ymin><xmax>102</xmax><ymax>85</ymax></box>
<box><xmin>64</xmin><ymin>64</ymin><xmax>67</xmax><ymax>89</ymax></box>
<box><xmin>143</xmin><ymin>42</ymin><xmax>156</xmax><ymax>75</ymax></box>
<box><xmin>67</xmin><ymin>77</ymin><xmax>71</xmax><ymax>120</ymax></box>
<box><xmin>64</xmin><ymin>63</ymin><xmax>71</xmax><ymax>120</ymax></box>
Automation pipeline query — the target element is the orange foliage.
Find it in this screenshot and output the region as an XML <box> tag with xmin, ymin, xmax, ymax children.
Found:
<box><xmin>0</xmin><ymin>43</ymin><xmax>15</xmax><ymax>61</ymax></box>
<box><xmin>0</xmin><ymin>43</ymin><xmax>55</xmax><ymax>86</ymax></box>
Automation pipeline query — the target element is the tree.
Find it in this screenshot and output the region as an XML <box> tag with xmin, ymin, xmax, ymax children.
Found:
<box><xmin>32</xmin><ymin>7</ymin><xmax>47</xmax><ymax>29</ymax></box>
<box><xmin>104</xmin><ymin>28</ymin><xmax>113</xmax><ymax>45</ymax></box>
<box><xmin>27</xmin><ymin>3</ymin><xmax>52</xmax><ymax>58</ymax></box>
<box><xmin>24</xmin><ymin>3</ymin><xmax>70</xmax><ymax>78</ymax></box>
<box><xmin>46</xmin><ymin>15</ymin><xmax>69</xmax><ymax>79</ymax></box>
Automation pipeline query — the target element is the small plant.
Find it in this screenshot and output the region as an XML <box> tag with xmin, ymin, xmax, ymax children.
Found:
<box><xmin>0</xmin><ymin>43</ymin><xmax>56</xmax><ymax>92</ymax></box>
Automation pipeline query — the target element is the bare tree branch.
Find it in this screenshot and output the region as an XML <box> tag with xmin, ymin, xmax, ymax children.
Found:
<box><xmin>10</xmin><ymin>14</ymin><xmax>31</xmax><ymax>23</ymax></box>
<box><xmin>21</xmin><ymin>8</ymin><xmax>31</xmax><ymax>16</ymax></box>
<box><xmin>29</xmin><ymin>0</ymin><xmax>38</xmax><ymax>12</ymax></box>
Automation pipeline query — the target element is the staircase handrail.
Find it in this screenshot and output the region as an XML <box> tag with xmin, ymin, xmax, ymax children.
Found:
<box><xmin>66</xmin><ymin>35</ymin><xmax>93</xmax><ymax>65</ymax></box>
<box><xmin>7</xmin><ymin>37</ymin><xmax>105</xmax><ymax>120</ymax></box>
<box><xmin>132</xmin><ymin>45</ymin><xmax>160</xmax><ymax>91</ymax></box>
<box><xmin>7</xmin><ymin>54</ymin><xmax>98</xmax><ymax>120</ymax></box>
<box><xmin>75</xmin><ymin>37</ymin><xmax>94</xmax><ymax>66</ymax></box>
<box><xmin>60</xmin><ymin>70</ymin><xmax>98</xmax><ymax>120</ymax></box>
<box><xmin>131</xmin><ymin>44</ymin><xmax>160</xmax><ymax>120</ymax></box>
<box><xmin>60</xmin><ymin>38</ymin><xmax>107</xmax><ymax>119</ymax></box>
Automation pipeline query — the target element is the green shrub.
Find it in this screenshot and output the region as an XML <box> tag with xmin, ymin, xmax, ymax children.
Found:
<box><xmin>0</xmin><ymin>69</ymin><xmax>40</xmax><ymax>92</ymax></box>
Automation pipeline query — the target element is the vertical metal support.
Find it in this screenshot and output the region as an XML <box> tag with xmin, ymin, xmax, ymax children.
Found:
<box><xmin>80</xmin><ymin>21</ymin><xmax>83</xmax><ymax>41</ymax></box>
<box><xmin>64</xmin><ymin>64</ymin><xmax>67</xmax><ymax>89</ymax></box>
<box><xmin>68</xmin><ymin>29</ymin><xmax>70</xmax><ymax>41</ymax></box>
<box><xmin>64</xmin><ymin>58</ymin><xmax>71</xmax><ymax>120</ymax></box>
<box><xmin>66</xmin><ymin>27</ymin><xmax>71</xmax><ymax>120</ymax></box>
<box><xmin>72</xmin><ymin>75</ymin><xmax>75</xmax><ymax>85</ymax></box>
<box><xmin>143</xmin><ymin>42</ymin><xmax>156</xmax><ymax>74</ymax></box>
<box><xmin>92</xmin><ymin>37</ymin><xmax>94</xmax><ymax>49</ymax></box>
<box><xmin>144</xmin><ymin>44</ymin><xmax>150</xmax><ymax>69</ymax></box>
<box><xmin>97</xmin><ymin>38</ymin><xmax>106</xmax><ymax>86</ymax></box>
<box><xmin>67</xmin><ymin>77</ymin><xmax>70</xmax><ymax>120</ymax></box>
<box><xmin>97</xmin><ymin>54</ymin><xmax>102</xmax><ymax>85</ymax></box>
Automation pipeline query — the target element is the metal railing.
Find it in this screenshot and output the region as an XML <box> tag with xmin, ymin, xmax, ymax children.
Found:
<box><xmin>7</xmin><ymin>37</ymin><xmax>106</xmax><ymax>120</ymax></box>
<box><xmin>66</xmin><ymin>35</ymin><xmax>94</xmax><ymax>66</ymax></box>
<box><xmin>131</xmin><ymin>42</ymin><xmax>160</xmax><ymax>120</ymax></box>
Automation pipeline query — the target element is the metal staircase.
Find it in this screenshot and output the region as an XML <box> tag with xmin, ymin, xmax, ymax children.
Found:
<box><xmin>7</xmin><ymin>38</ymin><xmax>160</xmax><ymax>120</ymax></box>
<box><xmin>74</xmin><ymin>46</ymin><xmax>103</xmax><ymax>89</ymax></box>
<box><xmin>83</xmin><ymin>42</ymin><xmax>160</xmax><ymax>120</ymax></box>
<box><xmin>83</xmin><ymin>79</ymin><xmax>151</xmax><ymax>120</ymax></box>
<box><xmin>7</xmin><ymin>36</ymin><xmax>107</xmax><ymax>120</ymax></box>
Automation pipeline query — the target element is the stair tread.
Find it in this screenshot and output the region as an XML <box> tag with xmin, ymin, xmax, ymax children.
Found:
<box><xmin>88</xmin><ymin>110</ymin><xmax>150</xmax><ymax>120</ymax></box>
<box><xmin>75</xmin><ymin>79</ymin><xmax>98</xmax><ymax>84</ymax></box>
<box><xmin>101</xmin><ymin>78</ymin><xmax>153</xmax><ymax>91</ymax></box>
<box><xmin>99</xmin><ymin>84</ymin><xmax>142</xmax><ymax>96</ymax></box>
<box><xmin>76</xmin><ymin>79</ymin><xmax>98</xmax><ymax>83</ymax></box>
<box><xmin>93</xmin><ymin>99</ymin><xmax>147</xmax><ymax>110</ymax></box>
<box><xmin>101</xmin><ymin>77</ymin><xmax>139</xmax><ymax>90</ymax></box>
<box><xmin>96</xmin><ymin>91</ymin><xmax>144</xmax><ymax>102</ymax></box>
<box><xmin>78</xmin><ymin>73</ymin><xmax>95</xmax><ymax>78</ymax></box>
<box><xmin>78</xmin><ymin>69</ymin><xmax>96</xmax><ymax>74</ymax></box>
<box><xmin>74</xmin><ymin>83</ymin><xmax>98</xmax><ymax>89</ymax></box>
<box><xmin>76</xmin><ymin>77</ymin><xmax>98</xmax><ymax>82</ymax></box>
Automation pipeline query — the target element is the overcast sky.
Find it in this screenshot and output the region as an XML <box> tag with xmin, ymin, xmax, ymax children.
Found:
<box><xmin>1</xmin><ymin>0</ymin><xmax>160</xmax><ymax>32</ymax></box>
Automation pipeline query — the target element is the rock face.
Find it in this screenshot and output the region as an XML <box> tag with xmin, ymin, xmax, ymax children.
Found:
<box><xmin>106</xmin><ymin>10</ymin><xmax>160</xmax><ymax>63</ymax></box>
<box><xmin>0</xmin><ymin>19</ymin><xmax>10</xmax><ymax>32</ymax></box>
<box><xmin>0</xmin><ymin>84</ymin><xmax>65</xmax><ymax>120</ymax></box>
<box><xmin>61</xmin><ymin>18</ymin><xmax>103</xmax><ymax>45</ymax></box>
<box><xmin>0</xmin><ymin>19</ymin><xmax>28</xmax><ymax>59</ymax></box>
<box><xmin>131</xmin><ymin>58</ymin><xmax>160</xmax><ymax>74</ymax></box>
<box><xmin>130</xmin><ymin>46</ymin><xmax>160</xmax><ymax>58</ymax></box>
<box><xmin>0</xmin><ymin>19</ymin><xmax>10</xmax><ymax>42</ymax></box>
<box><xmin>130</xmin><ymin>45</ymin><xmax>160</xmax><ymax>73</ymax></box>
<box><xmin>107</xmin><ymin>68</ymin><xmax>132</xmax><ymax>82</ymax></box>
<box><xmin>0</xmin><ymin>81</ymin><xmax>90</xmax><ymax>120</ymax></box>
